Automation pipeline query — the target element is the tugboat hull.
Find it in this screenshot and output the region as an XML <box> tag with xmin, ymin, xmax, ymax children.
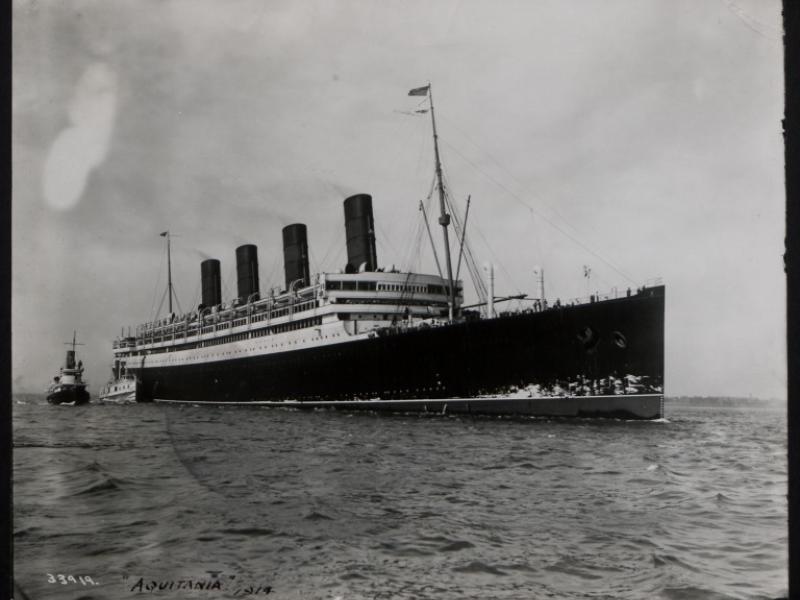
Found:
<box><xmin>46</xmin><ymin>386</ymin><xmax>90</xmax><ymax>405</ymax></box>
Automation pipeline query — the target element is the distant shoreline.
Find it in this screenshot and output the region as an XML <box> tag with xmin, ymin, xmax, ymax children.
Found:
<box><xmin>665</xmin><ymin>396</ymin><xmax>785</xmax><ymax>407</ymax></box>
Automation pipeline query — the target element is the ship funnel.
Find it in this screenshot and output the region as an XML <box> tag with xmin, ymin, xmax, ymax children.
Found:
<box><xmin>282</xmin><ymin>223</ymin><xmax>310</xmax><ymax>290</ymax></box>
<box><xmin>235</xmin><ymin>244</ymin><xmax>260</xmax><ymax>303</ymax></box>
<box><xmin>201</xmin><ymin>258</ymin><xmax>222</xmax><ymax>307</ymax></box>
<box><xmin>343</xmin><ymin>194</ymin><xmax>377</xmax><ymax>273</ymax></box>
<box><xmin>65</xmin><ymin>350</ymin><xmax>75</xmax><ymax>369</ymax></box>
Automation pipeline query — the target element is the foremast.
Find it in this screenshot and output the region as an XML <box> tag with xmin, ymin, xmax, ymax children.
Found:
<box><xmin>160</xmin><ymin>230</ymin><xmax>174</xmax><ymax>314</ymax></box>
<box><xmin>410</xmin><ymin>83</ymin><xmax>456</xmax><ymax>322</ymax></box>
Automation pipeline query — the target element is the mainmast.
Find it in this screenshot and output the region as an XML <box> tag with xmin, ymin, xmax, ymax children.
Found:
<box><xmin>161</xmin><ymin>231</ymin><xmax>173</xmax><ymax>314</ymax></box>
<box><xmin>411</xmin><ymin>83</ymin><xmax>456</xmax><ymax>321</ymax></box>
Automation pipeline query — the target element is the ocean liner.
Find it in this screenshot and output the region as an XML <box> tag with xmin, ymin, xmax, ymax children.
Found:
<box><xmin>109</xmin><ymin>85</ymin><xmax>665</xmax><ymax>419</ymax></box>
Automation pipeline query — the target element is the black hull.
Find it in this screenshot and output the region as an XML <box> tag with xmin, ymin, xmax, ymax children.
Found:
<box><xmin>131</xmin><ymin>287</ymin><xmax>664</xmax><ymax>418</ymax></box>
<box><xmin>46</xmin><ymin>386</ymin><xmax>90</xmax><ymax>405</ymax></box>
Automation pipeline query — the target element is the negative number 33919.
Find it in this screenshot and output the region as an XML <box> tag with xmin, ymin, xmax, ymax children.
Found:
<box><xmin>46</xmin><ymin>574</ymin><xmax>98</xmax><ymax>586</ymax></box>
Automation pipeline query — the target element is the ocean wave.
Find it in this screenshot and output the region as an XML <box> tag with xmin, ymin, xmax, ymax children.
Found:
<box><xmin>304</xmin><ymin>511</ymin><xmax>333</xmax><ymax>521</ymax></box>
<box><xmin>452</xmin><ymin>561</ymin><xmax>508</xmax><ymax>576</ymax></box>
<box><xmin>11</xmin><ymin>400</ymin><xmax>787</xmax><ymax>600</ymax></box>
<box><xmin>72</xmin><ymin>476</ymin><xmax>123</xmax><ymax>496</ymax></box>
<box><xmin>218</xmin><ymin>527</ymin><xmax>275</xmax><ymax>536</ymax></box>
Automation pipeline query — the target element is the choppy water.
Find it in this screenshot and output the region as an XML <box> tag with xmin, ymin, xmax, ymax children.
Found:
<box><xmin>13</xmin><ymin>397</ymin><xmax>787</xmax><ymax>600</ymax></box>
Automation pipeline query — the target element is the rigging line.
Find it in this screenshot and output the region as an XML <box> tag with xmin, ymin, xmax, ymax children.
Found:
<box><xmin>190</xmin><ymin>279</ymin><xmax>201</xmax><ymax>312</ymax></box>
<box><xmin>398</xmin><ymin>242</ymin><xmax>424</xmax><ymax>311</ymax></box>
<box><xmin>375</xmin><ymin>219</ymin><xmax>401</xmax><ymax>262</ymax></box>
<box><xmin>457</xmin><ymin>241</ymin><xmax>487</xmax><ymax>304</ymax></box>
<box><xmin>414</xmin><ymin>192</ymin><xmax>436</xmax><ymax>273</ymax></box>
<box><xmin>450</xmin><ymin>198</ymin><xmax>500</xmax><ymax>301</ymax></box>
<box><xmin>397</xmin><ymin>198</ymin><xmax>418</xmax><ymax>270</ymax></box>
<box><xmin>168</xmin><ymin>269</ymin><xmax>182</xmax><ymax>314</ymax></box>
<box><xmin>443</xmin><ymin>187</ymin><xmax>499</xmax><ymax>300</ymax></box>
<box><xmin>720</xmin><ymin>0</ymin><xmax>780</xmax><ymax>42</ymax></box>
<box><xmin>318</xmin><ymin>226</ymin><xmax>344</xmax><ymax>272</ymax></box>
<box><xmin>149</xmin><ymin>246</ymin><xmax>166</xmax><ymax>319</ymax></box>
<box><xmin>400</xmin><ymin>174</ymin><xmax>438</xmax><ymax>271</ymax></box>
<box><xmin>442</xmin><ymin>177</ymin><xmax>488</xmax><ymax>298</ymax></box>
<box><xmin>221</xmin><ymin>267</ymin><xmax>236</xmax><ymax>302</ymax></box>
<box><xmin>154</xmin><ymin>286</ymin><xmax>168</xmax><ymax>322</ymax></box>
<box><xmin>399</xmin><ymin>266</ymin><xmax>423</xmax><ymax>314</ymax></box>
<box><xmin>438</xmin><ymin>136</ymin><xmax>549</xmax><ymax>268</ymax></box>
<box><xmin>447</xmin><ymin>201</ymin><xmax>474</xmax><ymax>285</ymax></box>
<box><xmin>308</xmin><ymin>244</ymin><xmax>320</xmax><ymax>280</ymax></box>
<box><xmin>439</xmin><ymin>139</ymin><xmax>601</xmax><ymax>281</ymax></box>
<box><xmin>414</xmin><ymin>116</ymin><xmax>432</xmax><ymax>190</ymax></box>
<box><xmin>455</xmin><ymin>195</ymin><xmax>471</xmax><ymax>282</ymax></box>
<box><xmin>527</xmin><ymin>203</ymin><xmax>545</xmax><ymax>271</ymax></box>
<box><xmin>264</xmin><ymin>254</ymin><xmax>280</xmax><ymax>291</ymax></box>
<box><xmin>428</xmin><ymin>170</ymin><xmax>437</xmax><ymax>199</ymax></box>
<box><xmin>330</xmin><ymin>244</ymin><xmax>347</xmax><ymax>274</ymax></box>
<box><xmin>172</xmin><ymin>287</ymin><xmax>183</xmax><ymax>315</ymax></box>
<box><xmin>446</xmin><ymin>220</ymin><xmax>486</xmax><ymax>304</ymax></box>
<box><xmin>420</xmin><ymin>200</ymin><xmax>444</xmax><ymax>279</ymax></box>
<box><xmin>443</xmin><ymin>140</ymin><xmax>638</xmax><ymax>286</ymax></box>
<box><xmin>387</xmin><ymin>123</ymin><xmax>431</xmax><ymax>266</ymax></box>
<box><xmin>401</xmin><ymin>210</ymin><xmax>425</xmax><ymax>272</ymax></box>
<box><xmin>399</xmin><ymin>201</ymin><xmax>432</xmax><ymax>305</ymax></box>
<box><xmin>367</xmin><ymin>105</ymin><xmax>428</xmax><ymax>201</ymax></box>
<box><xmin>415</xmin><ymin>214</ymin><xmax>427</xmax><ymax>272</ymax></box>
<box><xmin>459</xmin><ymin>206</ymin><xmax>521</xmax><ymax>298</ymax></box>
<box><xmin>439</xmin><ymin>114</ymin><xmax>586</xmax><ymax>244</ymax></box>
<box><xmin>441</xmin><ymin>139</ymin><xmax>638</xmax><ymax>285</ymax></box>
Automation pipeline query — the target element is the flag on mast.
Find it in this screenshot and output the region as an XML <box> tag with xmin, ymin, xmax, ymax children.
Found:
<box><xmin>160</xmin><ymin>231</ymin><xmax>169</xmax><ymax>237</ymax></box>
<box><xmin>408</xmin><ymin>85</ymin><xmax>430</xmax><ymax>96</ymax></box>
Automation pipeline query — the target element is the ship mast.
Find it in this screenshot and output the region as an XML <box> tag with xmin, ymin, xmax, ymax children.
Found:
<box><xmin>64</xmin><ymin>331</ymin><xmax>84</xmax><ymax>353</ymax></box>
<box><xmin>63</xmin><ymin>331</ymin><xmax>84</xmax><ymax>370</ymax></box>
<box><xmin>161</xmin><ymin>231</ymin><xmax>174</xmax><ymax>314</ymax></box>
<box><xmin>422</xmin><ymin>83</ymin><xmax>456</xmax><ymax>321</ymax></box>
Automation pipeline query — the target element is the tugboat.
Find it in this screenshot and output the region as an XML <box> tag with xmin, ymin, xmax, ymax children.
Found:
<box><xmin>46</xmin><ymin>331</ymin><xmax>90</xmax><ymax>405</ymax></box>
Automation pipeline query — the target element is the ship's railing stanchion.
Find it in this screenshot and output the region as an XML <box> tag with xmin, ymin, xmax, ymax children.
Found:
<box><xmin>199</xmin><ymin>307</ymin><xmax>211</xmax><ymax>344</ymax></box>
<box><xmin>246</xmin><ymin>293</ymin><xmax>259</xmax><ymax>329</ymax></box>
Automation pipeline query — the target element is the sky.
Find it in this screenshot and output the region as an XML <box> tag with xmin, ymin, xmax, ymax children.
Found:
<box><xmin>12</xmin><ymin>0</ymin><xmax>784</xmax><ymax>398</ymax></box>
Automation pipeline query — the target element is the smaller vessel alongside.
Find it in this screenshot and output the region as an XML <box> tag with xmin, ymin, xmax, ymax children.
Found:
<box><xmin>46</xmin><ymin>331</ymin><xmax>90</xmax><ymax>405</ymax></box>
<box><xmin>100</xmin><ymin>330</ymin><xmax>141</xmax><ymax>403</ymax></box>
<box><xmin>99</xmin><ymin>373</ymin><xmax>139</xmax><ymax>404</ymax></box>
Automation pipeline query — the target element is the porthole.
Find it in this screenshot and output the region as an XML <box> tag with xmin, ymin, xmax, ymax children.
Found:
<box><xmin>612</xmin><ymin>331</ymin><xmax>628</xmax><ymax>349</ymax></box>
<box><xmin>577</xmin><ymin>326</ymin><xmax>600</xmax><ymax>350</ymax></box>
